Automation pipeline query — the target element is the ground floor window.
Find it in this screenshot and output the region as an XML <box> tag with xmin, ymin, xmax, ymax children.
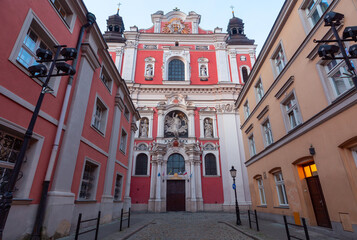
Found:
<box><xmin>274</xmin><ymin>171</ymin><xmax>288</xmax><ymax>206</ymax></box>
<box><xmin>167</xmin><ymin>153</ymin><xmax>185</xmax><ymax>175</ymax></box>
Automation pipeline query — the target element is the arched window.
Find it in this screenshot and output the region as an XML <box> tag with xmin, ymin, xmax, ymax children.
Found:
<box><xmin>205</xmin><ymin>153</ymin><xmax>217</xmax><ymax>175</ymax></box>
<box><xmin>168</xmin><ymin>59</ymin><xmax>185</xmax><ymax>81</ymax></box>
<box><xmin>242</xmin><ymin>67</ymin><xmax>249</xmax><ymax>83</ymax></box>
<box><xmin>135</xmin><ymin>153</ymin><xmax>148</xmax><ymax>175</ymax></box>
<box><xmin>167</xmin><ymin>153</ymin><xmax>185</xmax><ymax>175</ymax></box>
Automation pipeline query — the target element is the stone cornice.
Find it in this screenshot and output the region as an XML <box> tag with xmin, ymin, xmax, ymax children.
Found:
<box><xmin>127</xmin><ymin>83</ymin><xmax>242</xmax><ymax>95</ymax></box>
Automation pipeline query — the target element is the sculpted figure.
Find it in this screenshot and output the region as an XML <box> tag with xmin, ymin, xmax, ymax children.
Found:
<box><xmin>140</xmin><ymin>119</ymin><xmax>149</xmax><ymax>137</ymax></box>
<box><xmin>204</xmin><ymin>119</ymin><xmax>213</xmax><ymax>138</ymax></box>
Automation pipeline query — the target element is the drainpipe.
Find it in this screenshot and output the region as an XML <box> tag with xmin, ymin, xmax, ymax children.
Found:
<box><xmin>30</xmin><ymin>12</ymin><xmax>96</xmax><ymax>240</ymax></box>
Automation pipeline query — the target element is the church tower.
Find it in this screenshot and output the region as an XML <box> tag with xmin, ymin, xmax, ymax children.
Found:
<box><xmin>105</xmin><ymin>8</ymin><xmax>256</xmax><ymax>212</ymax></box>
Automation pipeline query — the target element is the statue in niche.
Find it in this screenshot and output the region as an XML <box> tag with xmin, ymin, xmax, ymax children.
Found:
<box><xmin>204</xmin><ymin>118</ymin><xmax>213</xmax><ymax>138</ymax></box>
<box><xmin>145</xmin><ymin>64</ymin><xmax>153</xmax><ymax>76</ymax></box>
<box><xmin>140</xmin><ymin>118</ymin><xmax>149</xmax><ymax>138</ymax></box>
<box><xmin>164</xmin><ymin>111</ymin><xmax>188</xmax><ymax>138</ymax></box>
<box><xmin>200</xmin><ymin>65</ymin><xmax>207</xmax><ymax>77</ymax></box>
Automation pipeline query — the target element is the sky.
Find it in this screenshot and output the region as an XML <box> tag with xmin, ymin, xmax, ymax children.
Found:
<box><xmin>83</xmin><ymin>0</ymin><xmax>286</xmax><ymax>55</ymax></box>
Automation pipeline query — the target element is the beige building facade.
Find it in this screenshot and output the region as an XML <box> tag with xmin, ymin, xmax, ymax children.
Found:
<box><xmin>236</xmin><ymin>0</ymin><xmax>357</xmax><ymax>238</ymax></box>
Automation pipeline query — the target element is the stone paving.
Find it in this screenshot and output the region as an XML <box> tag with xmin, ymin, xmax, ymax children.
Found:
<box><xmin>64</xmin><ymin>211</ymin><xmax>342</xmax><ymax>240</ymax></box>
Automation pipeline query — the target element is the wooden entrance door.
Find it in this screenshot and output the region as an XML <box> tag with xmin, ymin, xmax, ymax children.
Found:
<box><xmin>306</xmin><ymin>176</ymin><xmax>331</xmax><ymax>228</ymax></box>
<box><xmin>166</xmin><ymin>180</ymin><xmax>185</xmax><ymax>211</ymax></box>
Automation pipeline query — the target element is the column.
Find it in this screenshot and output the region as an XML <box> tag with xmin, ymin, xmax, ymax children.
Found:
<box><xmin>188</xmin><ymin>110</ymin><xmax>195</xmax><ymax>138</ymax></box>
<box><xmin>124</xmin><ymin>119</ymin><xmax>138</xmax><ymax>208</ymax></box>
<box><xmin>195</xmin><ymin>158</ymin><xmax>204</xmax><ymax>211</ymax></box>
<box><xmin>148</xmin><ymin>157</ymin><xmax>157</xmax><ymax>212</ymax></box>
<box><xmin>121</xmin><ymin>38</ymin><xmax>138</xmax><ymax>82</ymax></box>
<box><xmin>155</xmin><ymin>156</ymin><xmax>163</xmax><ymax>212</ymax></box>
<box><xmin>229</xmin><ymin>51</ymin><xmax>240</xmax><ymax>83</ymax></box>
<box><xmin>102</xmin><ymin>102</ymin><xmax>123</xmax><ymax>200</ymax></box>
<box><xmin>190</xmin><ymin>161</ymin><xmax>196</xmax><ymax>203</ymax></box>
<box><xmin>215</xmin><ymin>42</ymin><xmax>231</xmax><ymax>82</ymax></box>
<box><xmin>157</xmin><ymin>109</ymin><xmax>164</xmax><ymax>138</ymax></box>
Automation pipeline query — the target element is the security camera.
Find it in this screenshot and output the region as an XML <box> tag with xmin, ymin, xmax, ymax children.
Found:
<box><xmin>60</xmin><ymin>48</ymin><xmax>77</xmax><ymax>60</ymax></box>
<box><xmin>349</xmin><ymin>45</ymin><xmax>357</xmax><ymax>57</ymax></box>
<box><xmin>36</xmin><ymin>48</ymin><xmax>53</xmax><ymax>61</ymax></box>
<box><xmin>28</xmin><ymin>64</ymin><xmax>47</xmax><ymax>76</ymax></box>
<box><xmin>324</xmin><ymin>12</ymin><xmax>344</xmax><ymax>26</ymax></box>
<box><xmin>343</xmin><ymin>26</ymin><xmax>357</xmax><ymax>41</ymax></box>
<box><xmin>318</xmin><ymin>44</ymin><xmax>340</xmax><ymax>59</ymax></box>
<box><xmin>56</xmin><ymin>62</ymin><xmax>76</xmax><ymax>75</ymax></box>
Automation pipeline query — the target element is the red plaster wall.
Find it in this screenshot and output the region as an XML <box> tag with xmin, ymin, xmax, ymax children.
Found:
<box><xmin>130</xmin><ymin>176</ymin><xmax>151</xmax><ymax>204</ymax></box>
<box><xmin>236</xmin><ymin>54</ymin><xmax>252</xmax><ymax>84</ymax></box>
<box><xmin>134</xmin><ymin>49</ymin><xmax>163</xmax><ymax>84</ymax></box>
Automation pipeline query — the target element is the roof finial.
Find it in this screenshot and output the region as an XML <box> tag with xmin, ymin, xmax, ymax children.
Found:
<box><xmin>230</xmin><ymin>5</ymin><xmax>235</xmax><ymax>17</ymax></box>
<box><xmin>173</xmin><ymin>7</ymin><xmax>180</xmax><ymax>11</ymax></box>
<box><xmin>117</xmin><ymin>2</ymin><xmax>121</xmax><ymax>15</ymax></box>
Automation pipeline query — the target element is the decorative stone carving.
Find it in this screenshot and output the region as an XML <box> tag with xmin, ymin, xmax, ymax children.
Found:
<box><xmin>202</xmin><ymin>143</ymin><xmax>219</xmax><ymax>151</ymax></box>
<box><xmin>214</xmin><ymin>42</ymin><xmax>227</xmax><ymax>50</ymax></box>
<box><xmin>216</xmin><ymin>103</ymin><xmax>235</xmax><ymax>113</ymax></box>
<box><xmin>162</xmin><ymin>18</ymin><xmax>190</xmax><ymax>34</ymax></box>
<box><xmin>135</xmin><ymin>143</ymin><xmax>148</xmax><ymax>151</ymax></box>
<box><xmin>139</xmin><ymin>118</ymin><xmax>149</xmax><ymax>138</ymax></box>
<box><xmin>204</xmin><ymin>118</ymin><xmax>213</xmax><ymax>138</ymax></box>
<box><xmin>166</xmin><ymin>94</ymin><xmax>187</xmax><ymax>106</ymax></box>
<box><xmin>126</xmin><ymin>40</ymin><xmax>138</xmax><ymax>48</ymax></box>
<box><xmin>164</xmin><ymin>111</ymin><xmax>188</xmax><ymax>138</ymax></box>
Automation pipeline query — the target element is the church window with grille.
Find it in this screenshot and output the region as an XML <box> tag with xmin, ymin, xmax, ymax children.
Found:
<box><xmin>204</xmin><ymin>153</ymin><xmax>217</xmax><ymax>175</ymax></box>
<box><xmin>168</xmin><ymin>59</ymin><xmax>185</xmax><ymax>81</ymax></box>
<box><xmin>135</xmin><ymin>153</ymin><xmax>148</xmax><ymax>175</ymax></box>
<box><xmin>167</xmin><ymin>154</ymin><xmax>185</xmax><ymax>175</ymax></box>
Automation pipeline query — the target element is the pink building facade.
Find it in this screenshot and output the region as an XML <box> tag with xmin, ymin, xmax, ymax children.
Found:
<box><xmin>0</xmin><ymin>0</ymin><xmax>139</xmax><ymax>239</ymax></box>
<box><xmin>104</xmin><ymin>9</ymin><xmax>256</xmax><ymax>212</ymax></box>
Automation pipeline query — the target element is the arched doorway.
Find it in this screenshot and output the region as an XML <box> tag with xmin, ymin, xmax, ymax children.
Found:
<box><xmin>166</xmin><ymin>153</ymin><xmax>186</xmax><ymax>211</ymax></box>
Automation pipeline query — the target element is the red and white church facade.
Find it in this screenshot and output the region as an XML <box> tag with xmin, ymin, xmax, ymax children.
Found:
<box><xmin>104</xmin><ymin>8</ymin><xmax>257</xmax><ymax>212</ymax></box>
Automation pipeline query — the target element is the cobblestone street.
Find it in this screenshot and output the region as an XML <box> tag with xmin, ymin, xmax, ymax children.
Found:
<box><xmin>125</xmin><ymin>212</ymin><xmax>252</xmax><ymax>240</ymax></box>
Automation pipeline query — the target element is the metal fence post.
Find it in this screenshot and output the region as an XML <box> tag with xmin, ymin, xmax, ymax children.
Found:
<box><xmin>75</xmin><ymin>213</ymin><xmax>82</xmax><ymax>240</ymax></box>
<box><xmin>94</xmin><ymin>211</ymin><xmax>101</xmax><ymax>240</ymax></box>
<box><xmin>283</xmin><ymin>215</ymin><xmax>290</xmax><ymax>240</ymax></box>
<box><xmin>302</xmin><ymin>218</ymin><xmax>310</xmax><ymax>240</ymax></box>
<box><xmin>248</xmin><ymin>210</ymin><xmax>251</xmax><ymax>229</ymax></box>
<box><xmin>254</xmin><ymin>210</ymin><xmax>259</xmax><ymax>232</ymax></box>
<box><xmin>120</xmin><ymin>208</ymin><xmax>123</xmax><ymax>231</ymax></box>
<box><xmin>128</xmin><ymin>208</ymin><xmax>131</xmax><ymax>228</ymax></box>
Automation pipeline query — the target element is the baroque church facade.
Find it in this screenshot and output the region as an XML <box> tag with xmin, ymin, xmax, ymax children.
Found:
<box><xmin>104</xmin><ymin>8</ymin><xmax>256</xmax><ymax>212</ymax></box>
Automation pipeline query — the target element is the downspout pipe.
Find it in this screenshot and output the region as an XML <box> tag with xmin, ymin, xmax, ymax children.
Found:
<box><xmin>30</xmin><ymin>12</ymin><xmax>96</xmax><ymax>240</ymax></box>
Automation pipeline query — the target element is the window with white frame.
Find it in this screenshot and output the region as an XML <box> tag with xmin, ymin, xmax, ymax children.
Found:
<box><xmin>204</xmin><ymin>153</ymin><xmax>217</xmax><ymax>175</ymax></box>
<box><xmin>274</xmin><ymin>171</ymin><xmax>288</xmax><ymax>206</ymax></box>
<box><xmin>9</xmin><ymin>10</ymin><xmax>60</xmax><ymax>92</ymax></box>
<box><xmin>248</xmin><ymin>134</ymin><xmax>257</xmax><ymax>157</ymax></box>
<box><xmin>135</xmin><ymin>153</ymin><xmax>148</xmax><ymax>175</ymax></box>
<box><xmin>262</xmin><ymin>119</ymin><xmax>274</xmax><ymax>146</ymax></box>
<box><xmin>243</xmin><ymin>101</ymin><xmax>250</xmax><ymax>119</ymax></box>
<box><xmin>240</xmin><ymin>56</ymin><xmax>246</xmax><ymax>61</ymax></box>
<box><xmin>49</xmin><ymin>0</ymin><xmax>75</xmax><ymax>29</ymax></box>
<box><xmin>255</xmin><ymin>79</ymin><xmax>264</xmax><ymax>102</ymax></box>
<box><xmin>282</xmin><ymin>93</ymin><xmax>301</xmax><ymax>131</ymax></box>
<box><xmin>79</xmin><ymin>161</ymin><xmax>99</xmax><ymax>200</ymax></box>
<box><xmin>323</xmin><ymin>59</ymin><xmax>354</xmax><ymax>99</ymax></box>
<box><xmin>119</xmin><ymin>129</ymin><xmax>128</xmax><ymax>154</ymax></box>
<box><xmin>302</xmin><ymin>0</ymin><xmax>331</xmax><ymax>28</ymax></box>
<box><xmin>0</xmin><ymin>130</ymin><xmax>23</xmax><ymax>197</ymax></box>
<box><xmin>100</xmin><ymin>66</ymin><xmax>112</xmax><ymax>92</ymax></box>
<box><xmin>114</xmin><ymin>174</ymin><xmax>123</xmax><ymax>200</ymax></box>
<box><xmin>92</xmin><ymin>97</ymin><xmax>108</xmax><ymax>134</ymax></box>
<box><xmin>257</xmin><ymin>178</ymin><xmax>267</xmax><ymax>205</ymax></box>
<box><xmin>272</xmin><ymin>44</ymin><xmax>287</xmax><ymax>76</ymax></box>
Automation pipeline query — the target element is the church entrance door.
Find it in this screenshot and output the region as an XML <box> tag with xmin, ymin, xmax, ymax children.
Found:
<box><xmin>166</xmin><ymin>180</ymin><xmax>185</xmax><ymax>211</ymax></box>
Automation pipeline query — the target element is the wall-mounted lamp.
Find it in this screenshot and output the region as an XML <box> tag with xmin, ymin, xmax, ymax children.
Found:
<box><xmin>309</xmin><ymin>145</ymin><xmax>316</xmax><ymax>156</ymax></box>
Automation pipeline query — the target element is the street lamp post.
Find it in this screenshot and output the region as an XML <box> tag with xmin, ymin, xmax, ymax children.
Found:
<box><xmin>230</xmin><ymin>166</ymin><xmax>241</xmax><ymax>225</ymax></box>
<box><xmin>314</xmin><ymin>11</ymin><xmax>357</xmax><ymax>89</ymax></box>
<box><xmin>0</xmin><ymin>45</ymin><xmax>77</xmax><ymax>240</ymax></box>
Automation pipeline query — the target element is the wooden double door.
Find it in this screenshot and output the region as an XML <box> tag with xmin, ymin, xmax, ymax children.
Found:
<box><xmin>166</xmin><ymin>180</ymin><xmax>185</xmax><ymax>211</ymax></box>
<box><xmin>306</xmin><ymin>176</ymin><xmax>331</xmax><ymax>228</ymax></box>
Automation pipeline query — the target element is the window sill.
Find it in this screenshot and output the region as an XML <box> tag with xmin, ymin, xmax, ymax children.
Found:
<box><xmin>274</xmin><ymin>205</ymin><xmax>289</xmax><ymax>209</ymax></box>
<box><xmin>203</xmin><ymin>175</ymin><xmax>220</xmax><ymax>177</ymax></box>
<box><xmin>133</xmin><ymin>175</ymin><xmax>150</xmax><ymax>177</ymax></box>
<box><xmin>120</xmin><ymin>149</ymin><xmax>127</xmax><ymax>155</ymax></box>
<box><xmin>162</xmin><ymin>80</ymin><xmax>190</xmax><ymax>85</ymax></box>
<box><xmin>12</xmin><ymin>198</ymin><xmax>33</xmax><ymax>205</ymax></box>
<box><xmin>91</xmin><ymin>125</ymin><xmax>105</xmax><ymax>137</ymax></box>
<box><xmin>75</xmin><ymin>199</ymin><xmax>97</xmax><ymax>204</ymax></box>
<box><xmin>257</xmin><ymin>205</ymin><xmax>267</xmax><ymax>208</ymax></box>
<box><xmin>199</xmin><ymin>137</ymin><xmax>219</xmax><ymax>141</ymax></box>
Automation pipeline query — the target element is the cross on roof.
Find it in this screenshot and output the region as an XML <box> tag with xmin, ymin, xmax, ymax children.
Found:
<box><xmin>173</xmin><ymin>7</ymin><xmax>180</xmax><ymax>11</ymax></box>
<box><xmin>117</xmin><ymin>2</ymin><xmax>121</xmax><ymax>14</ymax></box>
<box><xmin>230</xmin><ymin>5</ymin><xmax>235</xmax><ymax>17</ymax></box>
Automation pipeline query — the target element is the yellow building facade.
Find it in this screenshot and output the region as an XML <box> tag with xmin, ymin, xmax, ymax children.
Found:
<box><xmin>236</xmin><ymin>0</ymin><xmax>357</xmax><ymax>238</ymax></box>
